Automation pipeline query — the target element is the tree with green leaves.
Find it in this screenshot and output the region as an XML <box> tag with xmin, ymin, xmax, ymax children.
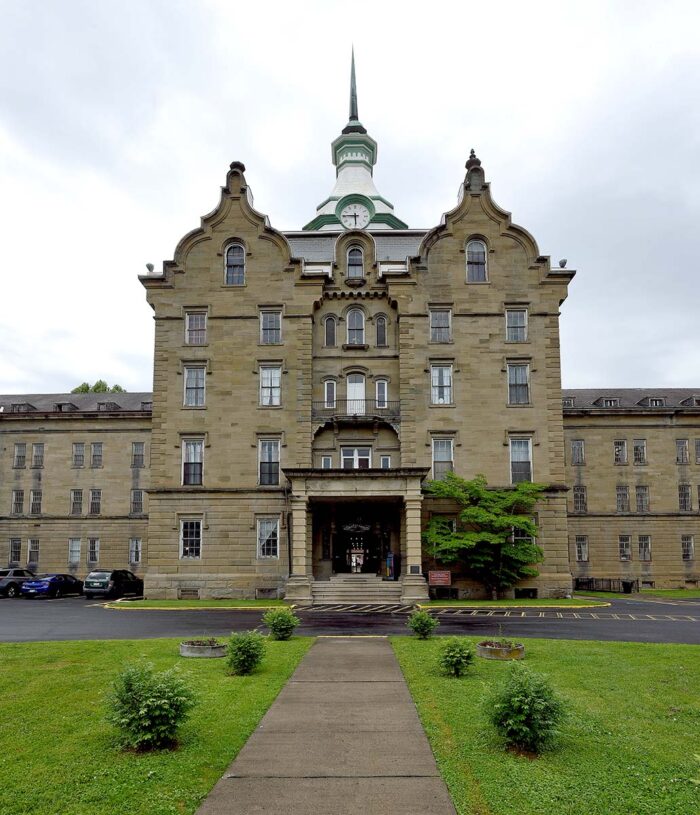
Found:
<box><xmin>71</xmin><ymin>380</ymin><xmax>125</xmax><ymax>394</ymax></box>
<box><xmin>423</xmin><ymin>472</ymin><xmax>546</xmax><ymax>599</ymax></box>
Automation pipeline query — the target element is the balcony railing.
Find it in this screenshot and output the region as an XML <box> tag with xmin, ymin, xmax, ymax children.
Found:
<box><xmin>312</xmin><ymin>399</ymin><xmax>400</xmax><ymax>422</ymax></box>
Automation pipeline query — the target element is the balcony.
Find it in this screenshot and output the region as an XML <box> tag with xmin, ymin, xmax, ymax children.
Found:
<box><xmin>312</xmin><ymin>399</ymin><xmax>401</xmax><ymax>423</ymax></box>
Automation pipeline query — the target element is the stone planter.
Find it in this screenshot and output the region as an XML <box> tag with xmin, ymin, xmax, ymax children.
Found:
<box><xmin>179</xmin><ymin>640</ymin><xmax>226</xmax><ymax>658</ymax></box>
<box><xmin>476</xmin><ymin>640</ymin><xmax>525</xmax><ymax>660</ymax></box>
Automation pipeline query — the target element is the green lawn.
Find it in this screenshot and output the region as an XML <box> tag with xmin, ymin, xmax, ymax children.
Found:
<box><xmin>107</xmin><ymin>598</ymin><xmax>287</xmax><ymax>609</ymax></box>
<box><xmin>393</xmin><ymin>636</ymin><xmax>700</xmax><ymax>815</ymax></box>
<box><xmin>0</xmin><ymin>637</ymin><xmax>312</xmax><ymax>815</ymax></box>
<box><xmin>421</xmin><ymin>598</ymin><xmax>608</xmax><ymax>608</ymax></box>
<box><xmin>576</xmin><ymin>589</ymin><xmax>700</xmax><ymax>601</ymax></box>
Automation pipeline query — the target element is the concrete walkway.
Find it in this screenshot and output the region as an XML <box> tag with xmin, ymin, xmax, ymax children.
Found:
<box><xmin>196</xmin><ymin>637</ymin><xmax>456</xmax><ymax>815</ymax></box>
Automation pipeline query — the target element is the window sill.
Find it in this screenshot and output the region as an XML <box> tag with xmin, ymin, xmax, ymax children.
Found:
<box><xmin>465</xmin><ymin>280</ymin><xmax>490</xmax><ymax>285</ymax></box>
<box><xmin>429</xmin><ymin>403</ymin><xmax>455</xmax><ymax>408</ymax></box>
<box><xmin>342</xmin><ymin>344</ymin><xmax>369</xmax><ymax>351</ymax></box>
<box><xmin>259</xmin><ymin>342</ymin><xmax>284</xmax><ymax>347</ymax></box>
<box><xmin>257</xmin><ymin>404</ymin><xmax>283</xmax><ymax>410</ymax></box>
<box><xmin>345</xmin><ymin>278</ymin><xmax>366</xmax><ymax>287</ymax></box>
<box><xmin>182</xmin><ymin>406</ymin><xmax>206</xmax><ymax>410</ymax></box>
<box><xmin>183</xmin><ymin>343</ymin><xmax>209</xmax><ymax>348</ymax></box>
<box><xmin>506</xmin><ymin>403</ymin><xmax>532</xmax><ymax>408</ymax></box>
<box><xmin>505</xmin><ymin>339</ymin><xmax>530</xmax><ymax>344</ymax></box>
<box><xmin>30</xmin><ymin>465</ymin><xmax>44</xmax><ymax>470</ymax></box>
<box><xmin>428</xmin><ymin>340</ymin><xmax>453</xmax><ymax>345</ymax></box>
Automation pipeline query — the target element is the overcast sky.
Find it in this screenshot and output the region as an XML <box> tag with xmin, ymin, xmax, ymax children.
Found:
<box><xmin>1</xmin><ymin>0</ymin><xmax>699</xmax><ymax>394</ymax></box>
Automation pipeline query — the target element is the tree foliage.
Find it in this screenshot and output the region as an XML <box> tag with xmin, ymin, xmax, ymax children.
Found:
<box><xmin>71</xmin><ymin>380</ymin><xmax>125</xmax><ymax>393</ymax></box>
<box><xmin>423</xmin><ymin>472</ymin><xmax>546</xmax><ymax>597</ymax></box>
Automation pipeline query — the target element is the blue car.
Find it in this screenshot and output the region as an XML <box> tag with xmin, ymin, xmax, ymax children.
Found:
<box><xmin>20</xmin><ymin>573</ymin><xmax>83</xmax><ymax>599</ymax></box>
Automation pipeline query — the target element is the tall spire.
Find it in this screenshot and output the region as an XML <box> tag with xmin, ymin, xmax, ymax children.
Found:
<box><xmin>342</xmin><ymin>48</ymin><xmax>367</xmax><ymax>135</ymax></box>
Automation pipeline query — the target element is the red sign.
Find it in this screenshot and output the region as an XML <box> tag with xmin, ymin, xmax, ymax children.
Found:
<box><xmin>429</xmin><ymin>570</ymin><xmax>451</xmax><ymax>586</ymax></box>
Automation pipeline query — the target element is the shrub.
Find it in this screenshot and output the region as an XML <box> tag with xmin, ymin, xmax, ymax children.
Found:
<box><xmin>439</xmin><ymin>638</ymin><xmax>474</xmax><ymax>677</ymax></box>
<box><xmin>262</xmin><ymin>607</ymin><xmax>300</xmax><ymax>640</ymax></box>
<box><xmin>106</xmin><ymin>662</ymin><xmax>196</xmax><ymax>750</ymax></box>
<box><xmin>486</xmin><ymin>662</ymin><xmax>565</xmax><ymax>753</ymax></box>
<box><xmin>227</xmin><ymin>630</ymin><xmax>265</xmax><ymax>675</ymax></box>
<box><xmin>407</xmin><ymin>609</ymin><xmax>439</xmax><ymax>639</ymax></box>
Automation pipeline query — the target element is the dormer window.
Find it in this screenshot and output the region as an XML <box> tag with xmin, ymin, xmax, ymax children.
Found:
<box><xmin>347</xmin><ymin>309</ymin><xmax>365</xmax><ymax>345</ymax></box>
<box><xmin>649</xmin><ymin>397</ymin><xmax>665</xmax><ymax>407</ymax></box>
<box><xmin>347</xmin><ymin>247</ymin><xmax>364</xmax><ymax>279</ymax></box>
<box><xmin>602</xmin><ymin>398</ymin><xmax>619</xmax><ymax>408</ymax></box>
<box><xmin>225</xmin><ymin>243</ymin><xmax>245</xmax><ymax>286</ymax></box>
<box><xmin>562</xmin><ymin>397</ymin><xmax>575</xmax><ymax>408</ymax></box>
<box><xmin>466</xmin><ymin>239</ymin><xmax>487</xmax><ymax>282</ymax></box>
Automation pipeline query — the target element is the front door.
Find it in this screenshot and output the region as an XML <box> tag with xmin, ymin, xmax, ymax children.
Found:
<box><xmin>332</xmin><ymin>518</ymin><xmax>380</xmax><ymax>574</ymax></box>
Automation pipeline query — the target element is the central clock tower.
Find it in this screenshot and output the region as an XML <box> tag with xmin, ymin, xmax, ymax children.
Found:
<box><xmin>303</xmin><ymin>51</ymin><xmax>408</xmax><ymax>232</ymax></box>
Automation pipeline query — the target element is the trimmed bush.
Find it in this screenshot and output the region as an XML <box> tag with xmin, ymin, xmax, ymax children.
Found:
<box><xmin>486</xmin><ymin>662</ymin><xmax>565</xmax><ymax>753</ymax></box>
<box><xmin>438</xmin><ymin>638</ymin><xmax>474</xmax><ymax>677</ymax></box>
<box><xmin>227</xmin><ymin>630</ymin><xmax>265</xmax><ymax>675</ymax></box>
<box><xmin>262</xmin><ymin>607</ymin><xmax>300</xmax><ymax>641</ymax></box>
<box><xmin>106</xmin><ymin>662</ymin><xmax>196</xmax><ymax>750</ymax></box>
<box><xmin>407</xmin><ymin>609</ymin><xmax>439</xmax><ymax>639</ymax></box>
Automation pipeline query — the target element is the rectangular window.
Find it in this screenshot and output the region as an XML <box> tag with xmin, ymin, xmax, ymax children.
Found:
<box><xmin>575</xmin><ymin>535</ymin><xmax>589</xmax><ymax>562</ymax></box>
<box><xmin>636</xmin><ymin>485</ymin><xmax>649</xmax><ymax>513</ymax></box>
<box><xmin>619</xmin><ymin>535</ymin><xmax>631</xmax><ymax>561</ymax></box>
<box><xmin>430</xmin><ymin>365</ymin><xmax>453</xmax><ymax>405</ymax></box>
<box><xmin>88</xmin><ymin>489</ymin><xmax>101</xmax><ymax>515</ymax></box>
<box><xmin>603</xmin><ymin>398</ymin><xmax>619</xmax><ymax>407</ymax></box>
<box><xmin>11</xmin><ymin>490</ymin><xmax>24</xmax><ymax>515</ymax></box>
<box><xmin>70</xmin><ymin>489</ymin><xmax>83</xmax><ymax>516</ymax></box>
<box><xmin>682</xmin><ymin>535</ymin><xmax>695</xmax><ymax>561</ymax></box>
<box><xmin>679</xmin><ymin>484</ymin><xmax>692</xmax><ymax>512</ymax></box>
<box><xmin>260</xmin><ymin>310</ymin><xmax>282</xmax><ymax>344</ymax></box>
<box><xmin>88</xmin><ymin>538</ymin><xmax>100</xmax><ymax>564</ymax></box>
<box><xmin>380</xmin><ymin>455</ymin><xmax>391</xmax><ymax>469</ymax></box>
<box><xmin>90</xmin><ymin>442</ymin><xmax>103</xmax><ymax>468</ymax></box>
<box><xmin>257</xmin><ymin>517</ymin><xmax>280</xmax><ymax>558</ymax></box>
<box><xmin>324</xmin><ymin>380</ymin><xmax>336</xmax><ymax>409</ymax></box>
<box><xmin>31</xmin><ymin>443</ymin><xmax>44</xmax><ymax>468</ymax></box>
<box><xmin>639</xmin><ymin>535</ymin><xmax>652</xmax><ymax>562</ymax></box>
<box><xmin>571</xmin><ymin>439</ymin><xmax>585</xmax><ymax>465</ymax></box>
<box><xmin>9</xmin><ymin>538</ymin><xmax>21</xmax><ymax>564</ymax></box>
<box><xmin>129</xmin><ymin>538</ymin><xmax>142</xmax><ymax>564</ymax></box>
<box><xmin>260</xmin><ymin>366</ymin><xmax>281</xmax><ymax>406</ymax></box>
<box><xmin>506</xmin><ymin>309</ymin><xmax>528</xmax><ymax>342</ymax></box>
<box><xmin>432</xmin><ymin>439</ymin><xmax>454</xmax><ymax>480</ymax></box>
<box><xmin>182</xmin><ymin>440</ymin><xmax>203</xmax><ymax>486</ymax></box>
<box><xmin>513</xmin><ymin>526</ymin><xmax>535</xmax><ymax>545</ymax></box>
<box><xmin>510</xmin><ymin>438</ymin><xmax>532</xmax><ymax>483</ymax></box>
<box><xmin>649</xmin><ymin>397</ymin><xmax>665</xmax><ymax>407</ymax></box>
<box><xmin>341</xmin><ymin>447</ymin><xmax>371</xmax><ymax>470</ymax></box>
<box><xmin>131</xmin><ymin>441</ymin><xmax>145</xmax><ymax>468</ymax></box>
<box><xmin>613</xmin><ymin>439</ymin><xmax>627</xmax><ymax>465</ymax></box>
<box><xmin>321</xmin><ymin>455</ymin><xmax>332</xmax><ymax>469</ymax></box>
<box><xmin>573</xmin><ymin>485</ymin><xmax>587</xmax><ymax>513</ymax></box>
<box><xmin>676</xmin><ymin>439</ymin><xmax>689</xmax><ymax>464</ymax></box>
<box><xmin>13</xmin><ymin>442</ymin><xmax>26</xmax><ymax>468</ymax></box>
<box><xmin>507</xmin><ymin>363</ymin><xmax>530</xmax><ymax>405</ymax></box>
<box><xmin>696</xmin><ymin>439</ymin><xmax>700</xmax><ymax>464</ymax></box>
<box><xmin>259</xmin><ymin>439</ymin><xmax>280</xmax><ymax>486</ymax></box>
<box><xmin>130</xmin><ymin>489</ymin><xmax>144</xmax><ymax>514</ymax></box>
<box><xmin>184</xmin><ymin>365</ymin><xmax>206</xmax><ymax>407</ymax></box>
<box><xmin>180</xmin><ymin>519</ymin><xmax>202</xmax><ymax>559</ymax></box>
<box><xmin>72</xmin><ymin>442</ymin><xmax>85</xmax><ymax>468</ymax></box>
<box><xmin>375</xmin><ymin>380</ymin><xmax>388</xmax><ymax>409</ymax></box>
<box><xmin>68</xmin><ymin>538</ymin><xmax>81</xmax><ymax>566</ymax></box>
<box><xmin>29</xmin><ymin>490</ymin><xmax>42</xmax><ymax>515</ymax></box>
<box><xmin>616</xmin><ymin>485</ymin><xmax>630</xmax><ymax>512</ymax></box>
<box><xmin>28</xmin><ymin>539</ymin><xmax>39</xmax><ymax>564</ymax></box>
<box><xmin>185</xmin><ymin>311</ymin><xmax>207</xmax><ymax>345</ymax></box>
<box><xmin>429</xmin><ymin>309</ymin><xmax>451</xmax><ymax>343</ymax></box>
<box><xmin>633</xmin><ymin>439</ymin><xmax>647</xmax><ymax>465</ymax></box>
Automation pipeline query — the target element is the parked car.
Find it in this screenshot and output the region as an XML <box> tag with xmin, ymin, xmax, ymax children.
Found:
<box><xmin>20</xmin><ymin>574</ymin><xmax>83</xmax><ymax>598</ymax></box>
<box><xmin>0</xmin><ymin>568</ymin><xmax>36</xmax><ymax>598</ymax></box>
<box><xmin>83</xmin><ymin>569</ymin><xmax>143</xmax><ymax>599</ymax></box>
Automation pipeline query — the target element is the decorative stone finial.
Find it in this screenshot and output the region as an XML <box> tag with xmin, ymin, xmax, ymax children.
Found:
<box><xmin>145</xmin><ymin>263</ymin><xmax>154</xmax><ymax>273</ymax></box>
<box><xmin>466</xmin><ymin>149</ymin><xmax>481</xmax><ymax>170</ymax></box>
<box><xmin>558</xmin><ymin>258</ymin><xmax>568</xmax><ymax>268</ymax></box>
<box><xmin>229</xmin><ymin>161</ymin><xmax>246</xmax><ymax>173</ymax></box>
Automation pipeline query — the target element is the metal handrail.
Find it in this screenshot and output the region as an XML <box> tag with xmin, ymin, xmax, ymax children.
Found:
<box><xmin>311</xmin><ymin>399</ymin><xmax>400</xmax><ymax>421</ymax></box>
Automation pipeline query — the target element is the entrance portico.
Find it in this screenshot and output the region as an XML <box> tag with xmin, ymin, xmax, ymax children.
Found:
<box><xmin>283</xmin><ymin>468</ymin><xmax>430</xmax><ymax>604</ymax></box>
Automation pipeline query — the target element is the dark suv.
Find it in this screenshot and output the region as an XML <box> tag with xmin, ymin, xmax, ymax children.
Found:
<box><xmin>83</xmin><ymin>569</ymin><xmax>144</xmax><ymax>599</ymax></box>
<box><xmin>0</xmin><ymin>568</ymin><xmax>36</xmax><ymax>598</ymax></box>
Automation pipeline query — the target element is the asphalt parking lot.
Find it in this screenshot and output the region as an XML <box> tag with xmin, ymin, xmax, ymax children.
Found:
<box><xmin>1</xmin><ymin>595</ymin><xmax>699</xmax><ymax>644</ymax></box>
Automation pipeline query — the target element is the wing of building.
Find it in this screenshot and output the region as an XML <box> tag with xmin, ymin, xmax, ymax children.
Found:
<box><xmin>1</xmin><ymin>61</ymin><xmax>698</xmax><ymax>599</ymax></box>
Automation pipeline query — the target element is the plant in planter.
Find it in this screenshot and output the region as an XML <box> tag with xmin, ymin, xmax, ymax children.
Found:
<box><xmin>476</xmin><ymin>637</ymin><xmax>525</xmax><ymax>660</ymax></box>
<box><xmin>407</xmin><ymin>609</ymin><xmax>439</xmax><ymax>639</ymax></box>
<box><xmin>179</xmin><ymin>638</ymin><xmax>226</xmax><ymax>658</ymax></box>
<box><xmin>262</xmin><ymin>607</ymin><xmax>300</xmax><ymax>640</ymax></box>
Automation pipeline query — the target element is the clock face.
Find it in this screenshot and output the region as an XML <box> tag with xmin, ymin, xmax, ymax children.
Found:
<box><xmin>340</xmin><ymin>203</ymin><xmax>371</xmax><ymax>230</ymax></box>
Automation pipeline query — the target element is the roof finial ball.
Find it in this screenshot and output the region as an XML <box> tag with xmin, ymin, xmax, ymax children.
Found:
<box><xmin>145</xmin><ymin>263</ymin><xmax>154</xmax><ymax>274</ymax></box>
<box><xmin>559</xmin><ymin>258</ymin><xmax>568</xmax><ymax>269</ymax></box>
<box><xmin>465</xmin><ymin>148</ymin><xmax>481</xmax><ymax>170</ymax></box>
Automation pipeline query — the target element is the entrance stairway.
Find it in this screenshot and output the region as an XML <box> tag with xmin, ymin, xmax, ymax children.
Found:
<box><xmin>311</xmin><ymin>574</ymin><xmax>403</xmax><ymax>605</ymax></box>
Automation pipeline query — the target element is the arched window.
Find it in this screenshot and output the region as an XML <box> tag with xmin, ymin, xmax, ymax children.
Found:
<box><xmin>346</xmin><ymin>309</ymin><xmax>365</xmax><ymax>345</ymax></box>
<box><xmin>375</xmin><ymin>315</ymin><xmax>387</xmax><ymax>347</ymax></box>
<box><xmin>466</xmin><ymin>239</ymin><xmax>487</xmax><ymax>282</ymax></box>
<box><xmin>225</xmin><ymin>243</ymin><xmax>245</xmax><ymax>286</ymax></box>
<box><xmin>324</xmin><ymin>316</ymin><xmax>337</xmax><ymax>347</ymax></box>
<box><xmin>347</xmin><ymin>247</ymin><xmax>364</xmax><ymax>279</ymax></box>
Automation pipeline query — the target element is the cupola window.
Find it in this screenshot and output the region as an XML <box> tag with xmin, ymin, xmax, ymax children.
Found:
<box><xmin>347</xmin><ymin>247</ymin><xmax>364</xmax><ymax>279</ymax></box>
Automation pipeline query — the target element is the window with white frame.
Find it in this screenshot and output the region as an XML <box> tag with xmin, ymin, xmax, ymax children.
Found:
<box><xmin>679</xmin><ymin>483</ymin><xmax>692</xmax><ymax>512</ymax></box>
<box><xmin>512</xmin><ymin>526</ymin><xmax>535</xmax><ymax>546</ymax></box>
<box><xmin>636</xmin><ymin>485</ymin><xmax>649</xmax><ymax>513</ymax></box>
<box><xmin>132</xmin><ymin>441</ymin><xmax>145</xmax><ymax>468</ymax></box>
<box><xmin>571</xmin><ymin>439</ymin><xmax>585</xmax><ymax>465</ymax></box>
<box><xmin>506</xmin><ymin>309</ymin><xmax>528</xmax><ymax>342</ymax></box>
<box><xmin>259</xmin><ymin>439</ymin><xmax>280</xmax><ymax>486</ymax></box>
<box><xmin>185</xmin><ymin>311</ymin><xmax>207</xmax><ymax>345</ymax></box>
<box><xmin>510</xmin><ymin>438</ymin><xmax>532</xmax><ymax>483</ymax></box>
<box><xmin>575</xmin><ymin>535</ymin><xmax>589</xmax><ymax>562</ymax></box>
<box><xmin>182</xmin><ymin>439</ymin><xmax>203</xmax><ymax>485</ymax></box>
<box><xmin>430</xmin><ymin>364</ymin><xmax>453</xmax><ymax>405</ymax></box>
<box><xmin>616</xmin><ymin>485</ymin><xmax>630</xmax><ymax>512</ymax></box>
<box><xmin>29</xmin><ymin>490</ymin><xmax>42</xmax><ymax>515</ymax></box>
<box><xmin>324</xmin><ymin>379</ymin><xmax>336</xmax><ymax>409</ymax></box>
<box><xmin>13</xmin><ymin>442</ymin><xmax>26</xmax><ymax>468</ymax></box>
<box><xmin>429</xmin><ymin>309</ymin><xmax>451</xmax><ymax>343</ymax></box>
<box><xmin>562</xmin><ymin>397</ymin><xmax>575</xmax><ymax>408</ymax></box>
<box><xmin>28</xmin><ymin>538</ymin><xmax>39</xmax><ymax>564</ymax></box>
<box><xmin>180</xmin><ymin>518</ymin><xmax>202</xmax><ymax>558</ymax></box>
<box><xmin>432</xmin><ymin>438</ymin><xmax>454</xmax><ymax>480</ymax></box>
<box><xmin>613</xmin><ymin>439</ymin><xmax>627</xmax><ymax>465</ymax></box>
<box><xmin>619</xmin><ymin>535</ymin><xmax>631</xmax><ymax>561</ymax></box>
<box><xmin>130</xmin><ymin>489</ymin><xmax>144</xmax><ymax>514</ymax></box>
<box><xmin>184</xmin><ymin>365</ymin><xmax>206</xmax><ymax>407</ymax></box>
<box><xmin>347</xmin><ymin>247</ymin><xmax>364</xmax><ymax>279</ymax></box>
<box><xmin>676</xmin><ymin>439</ymin><xmax>689</xmax><ymax>464</ymax></box>
<box><xmin>324</xmin><ymin>316</ymin><xmax>337</xmax><ymax>347</ymax></box>
<box><xmin>9</xmin><ymin>538</ymin><xmax>21</xmax><ymax>564</ymax></box>
<box><xmin>346</xmin><ymin>309</ymin><xmax>365</xmax><ymax>345</ymax></box>
<box><xmin>375</xmin><ymin>315</ymin><xmax>388</xmax><ymax>347</ymax></box>
<box><xmin>466</xmin><ymin>239</ymin><xmax>487</xmax><ymax>282</ymax></box>
<box><xmin>375</xmin><ymin>379</ymin><xmax>388</xmax><ymax>409</ymax></box>
<box><xmin>260</xmin><ymin>310</ymin><xmax>282</xmax><ymax>344</ymax></box>
<box><xmin>68</xmin><ymin>538</ymin><xmax>81</xmax><ymax>565</ymax></box>
<box><xmin>682</xmin><ymin>535</ymin><xmax>695</xmax><ymax>561</ymax></box>
<box><xmin>70</xmin><ymin>489</ymin><xmax>83</xmax><ymax>515</ymax></box>
<box><xmin>31</xmin><ymin>443</ymin><xmax>44</xmax><ymax>468</ymax></box>
<box><xmin>573</xmin><ymin>485</ymin><xmax>587</xmax><ymax>513</ymax></box>
<box><xmin>88</xmin><ymin>489</ymin><xmax>101</xmax><ymax>515</ymax></box>
<box><xmin>346</xmin><ymin>373</ymin><xmax>365</xmax><ymax>413</ymax></box>
<box><xmin>321</xmin><ymin>455</ymin><xmax>332</xmax><ymax>469</ymax></box>
<box><xmin>260</xmin><ymin>365</ymin><xmax>281</xmax><ymax>406</ymax></box>
<box><xmin>88</xmin><ymin>537</ymin><xmax>100</xmax><ymax>563</ymax></box>
<box><xmin>638</xmin><ymin>535</ymin><xmax>652</xmax><ymax>562</ymax></box>
<box><xmin>225</xmin><ymin>243</ymin><xmax>245</xmax><ymax>285</ymax></box>
<box><xmin>341</xmin><ymin>447</ymin><xmax>371</xmax><ymax>469</ymax></box>
<box><xmin>257</xmin><ymin>517</ymin><xmax>280</xmax><ymax>558</ymax></box>
<box><xmin>11</xmin><ymin>490</ymin><xmax>24</xmax><ymax>515</ymax></box>
<box><xmin>129</xmin><ymin>538</ymin><xmax>142</xmax><ymax>564</ymax></box>
<box><xmin>90</xmin><ymin>442</ymin><xmax>103</xmax><ymax>468</ymax></box>
<box><xmin>603</xmin><ymin>398</ymin><xmax>619</xmax><ymax>407</ymax></box>
<box><xmin>507</xmin><ymin>363</ymin><xmax>530</xmax><ymax>405</ymax></box>
<box><xmin>380</xmin><ymin>455</ymin><xmax>391</xmax><ymax>469</ymax></box>
<box><xmin>649</xmin><ymin>397</ymin><xmax>665</xmax><ymax>407</ymax></box>
<box><xmin>72</xmin><ymin>442</ymin><xmax>85</xmax><ymax>467</ymax></box>
<box><xmin>633</xmin><ymin>439</ymin><xmax>647</xmax><ymax>465</ymax></box>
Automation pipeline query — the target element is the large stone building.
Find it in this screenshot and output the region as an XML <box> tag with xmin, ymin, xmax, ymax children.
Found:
<box><xmin>1</xmin><ymin>64</ymin><xmax>698</xmax><ymax>599</ymax></box>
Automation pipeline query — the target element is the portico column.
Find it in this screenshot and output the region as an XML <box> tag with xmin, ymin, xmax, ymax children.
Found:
<box><xmin>401</xmin><ymin>494</ymin><xmax>429</xmax><ymax>602</ymax></box>
<box><xmin>285</xmin><ymin>495</ymin><xmax>313</xmax><ymax>602</ymax></box>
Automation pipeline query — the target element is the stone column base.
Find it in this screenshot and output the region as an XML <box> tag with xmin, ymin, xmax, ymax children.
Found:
<box><xmin>400</xmin><ymin>574</ymin><xmax>429</xmax><ymax>604</ymax></box>
<box><xmin>285</xmin><ymin>575</ymin><xmax>313</xmax><ymax>603</ymax></box>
